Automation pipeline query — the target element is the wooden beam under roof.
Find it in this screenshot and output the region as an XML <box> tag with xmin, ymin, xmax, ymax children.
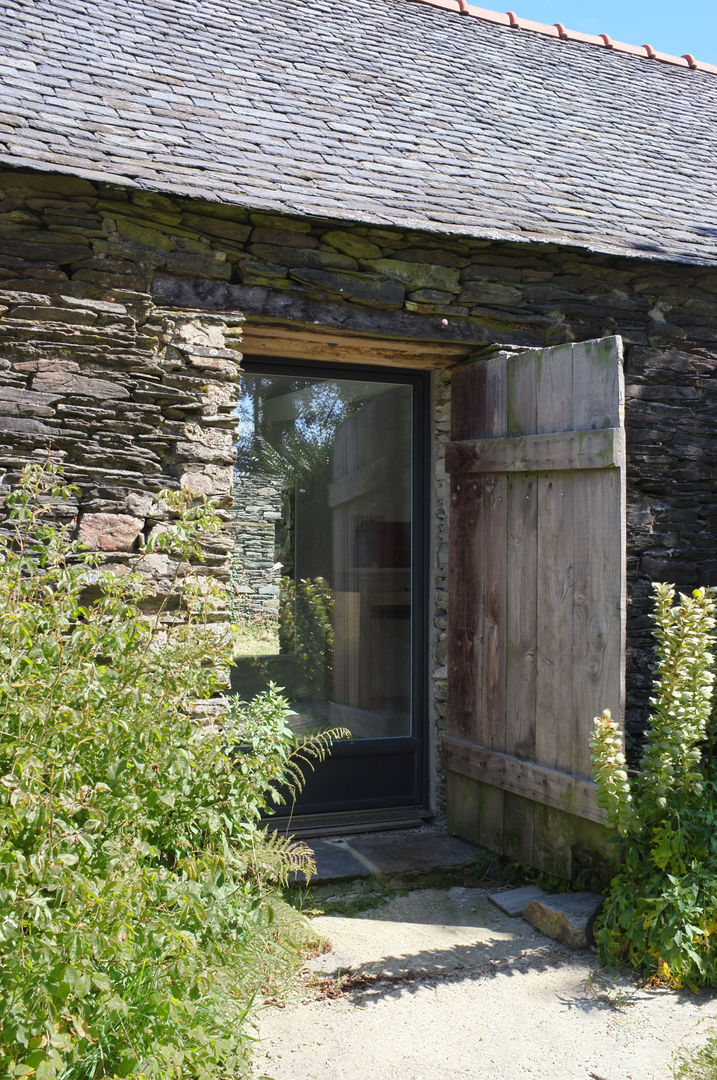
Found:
<box><xmin>240</xmin><ymin>320</ymin><xmax>473</xmax><ymax>370</ymax></box>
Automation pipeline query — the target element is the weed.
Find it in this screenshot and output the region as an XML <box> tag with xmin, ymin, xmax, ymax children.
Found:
<box><xmin>591</xmin><ymin>584</ymin><xmax>717</xmax><ymax>990</ymax></box>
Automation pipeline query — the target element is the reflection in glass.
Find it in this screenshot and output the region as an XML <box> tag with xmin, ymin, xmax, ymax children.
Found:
<box><xmin>231</xmin><ymin>372</ymin><xmax>413</xmax><ymax>740</ymax></box>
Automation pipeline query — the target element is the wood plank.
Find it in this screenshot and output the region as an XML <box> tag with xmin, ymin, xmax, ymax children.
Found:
<box><xmin>535</xmin><ymin>470</ymin><xmax>575</xmax><ymax>771</ymax></box>
<box><xmin>505</xmin><ymin>473</ymin><xmax>538</xmax><ymax>758</ymax></box>
<box><xmin>242</xmin><ymin>321</ymin><xmax>469</xmax><ymax>369</ymax></box>
<box><xmin>482</xmin><ymin>472</ymin><xmax>507</xmax><ymax>751</ymax></box>
<box><xmin>451</xmin><ymin>355</ymin><xmax>490</xmax><ymax>440</ymax></box>
<box><xmin>570</xmin><ymin>336</ymin><xmax>626</xmax><ymax>775</ymax></box>
<box><xmin>479</xmin><ymin>354</ymin><xmax>508</xmax><ymax>829</ymax></box>
<box><xmin>502</xmin><ymin>791</ymin><xmax>536</xmax><ymax>865</ymax></box>
<box><xmin>570</xmin><ymin>469</ymin><xmax>623</xmax><ymax>776</ymax></box>
<box><xmin>444</xmin><ymin>427</ymin><xmax>624</xmax><ymax>474</ymax></box>
<box><xmin>448</xmin><ymin>353</ymin><xmax>491</xmax><ymax>740</ymax></box>
<box><xmin>535</xmin><ymin>342</ymin><xmax>574</xmax><ymax>435</ymax></box>
<box><xmin>481</xmin><ymin>351</ymin><xmax>508</xmax><ymax>749</ymax></box>
<box><xmin>534</xmin><ymin>344</ymin><xmax>576</xmax><ymax>773</ymax></box>
<box><xmin>443</xmin><ymin>736</ymin><xmax>606</xmax><ymax>824</ymax></box>
<box><xmin>447</xmin><ymin>475</ymin><xmax>485</xmax><ymax>739</ymax></box>
<box><xmin>503</xmin><ymin>351</ymin><xmax>538</xmax><ymax>860</ymax></box>
<box><xmin>571</xmin><ymin>337</ymin><xmax>624</xmax><ymax>431</ymax></box>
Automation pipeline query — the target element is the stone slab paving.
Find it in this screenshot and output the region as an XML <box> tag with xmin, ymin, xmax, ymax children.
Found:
<box><xmin>308</xmin><ymin>828</ymin><xmax>478</xmax><ymax>883</ymax></box>
<box><xmin>254</xmin><ymin>887</ymin><xmax>717</xmax><ymax>1080</ymax></box>
<box><xmin>488</xmin><ymin>884</ymin><xmax>548</xmax><ymax>918</ymax></box>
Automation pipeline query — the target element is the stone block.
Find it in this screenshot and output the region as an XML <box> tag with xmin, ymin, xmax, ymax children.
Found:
<box><xmin>248</xmin><ymin>243</ymin><xmax>357</xmax><ymax>271</ymax></box>
<box><xmin>165</xmin><ymin>251</ymin><xmax>232</xmax><ymax>280</ymax></box>
<box><xmin>523</xmin><ymin>891</ymin><xmax>603</xmax><ymax>949</ymax></box>
<box><xmin>33</xmin><ymin>369</ymin><xmax>131</xmax><ymax>400</ymax></box>
<box><xmin>288</xmin><ymin>267</ymin><xmax>405</xmax><ymax>309</ymax></box>
<box><xmin>250</xmin><ymin>226</ymin><xmax>318</xmax><ymax>249</ymax></box>
<box><xmin>458</xmin><ymin>281</ymin><xmax>522</xmax><ymax>306</ymax></box>
<box><xmin>181</xmin><ymin>213</ymin><xmax>252</xmax><ymax>244</ymax></box>
<box><xmin>362</xmin><ymin>257</ymin><xmax>461</xmax><ymax>294</ymax></box>
<box><xmin>487</xmin><ymin>885</ymin><xmax>547</xmax><ymax>917</ymax></box>
<box><xmin>321</xmin><ymin>230</ymin><xmax>381</xmax><ymax>259</ymax></box>
<box><xmin>77</xmin><ymin>512</ymin><xmax>144</xmax><ymax>552</ymax></box>
<box><xmin>112</xmin><ymin>216</ymin><xmax>175</xmax><ymax>251</ymax></box>
<box><xmin>303</xmin><ymin>840</ymin><xmax>372</xmax><ymax>883</ymax></box>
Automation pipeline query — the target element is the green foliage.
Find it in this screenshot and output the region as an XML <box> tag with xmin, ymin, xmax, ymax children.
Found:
<box><xmin>278</xmin><ymin>576</ymin><xmax>334</xmax><ymax>698</ymax></box>
<box><xmin>674</xmin><ymin>1030</ymin><xmax>717</xmax><ymax>1079</ymax></box>
<box><xmin>591</xmin><ymin>583</ymin><xmax>717</xmax><ymax>990</ymax></box>
<box><xmin>0</xmin><ymin>464</ymin><xmax>335</xmax><ymax>1079</ymax></box>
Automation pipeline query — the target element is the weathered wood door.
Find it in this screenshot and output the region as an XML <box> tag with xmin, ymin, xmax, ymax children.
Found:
<box><xmin>444</xmin><ymin>338</ymin><xmax>625</xmax><ymax>875</ymax></box>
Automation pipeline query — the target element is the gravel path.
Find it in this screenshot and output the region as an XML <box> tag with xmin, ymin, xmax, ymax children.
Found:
<box><xmin>254</xmin><ymin>887</ymin><xmax>717</xmax><ymax>1080</ymax></box>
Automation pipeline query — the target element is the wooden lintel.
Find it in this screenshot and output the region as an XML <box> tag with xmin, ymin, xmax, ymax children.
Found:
<box><xmin>442</xmin><ymin>735</ymin><xmax>607</xmax><ymax>824</ymax></box>
<box><xmin>241</xmin><ymin>321</ymin><xmax>470</xmax><ymax>370</ymax></box>
<box><xmin>445</xmin><ymin>427</ymin><xmax>624</xmax><ymax>474</ymax></box>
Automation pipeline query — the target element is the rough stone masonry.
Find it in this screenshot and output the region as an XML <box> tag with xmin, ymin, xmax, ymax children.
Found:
<box><xmin>1</xmin><ymin>166</ymin><xmax>717</xmax><ymax>758</ymax></box>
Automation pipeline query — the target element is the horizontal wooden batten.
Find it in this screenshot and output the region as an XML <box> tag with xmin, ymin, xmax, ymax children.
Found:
<box><xmin>443</xmin><ymin>735</ymin><xmax>607</xmax><ymax>824</ymax></box>
<box><xmin>445</xmin><ymin>427</ymin><xmax>624</xmax><ymax>474</ymax></box>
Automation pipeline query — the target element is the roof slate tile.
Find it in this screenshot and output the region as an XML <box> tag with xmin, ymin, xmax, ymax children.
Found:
<box><xmin>0</xmin><ymin>0</ymin><xmax>715</xmax><ymax>264</ymax></box>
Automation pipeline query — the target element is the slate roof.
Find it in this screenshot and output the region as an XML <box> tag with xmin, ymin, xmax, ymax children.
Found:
<box><xmin>1</xmin><ymin>0</ymin><xmax>717</xmax><ymax>265</ymax></box>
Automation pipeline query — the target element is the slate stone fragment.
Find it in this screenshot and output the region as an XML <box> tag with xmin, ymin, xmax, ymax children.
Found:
<box><xmin>523</xmin><ymin>892</ymin><xmax>603</xmax><ymax>949</ymax></box>
<box><xmin>288</xmin><ymin>267</ymin><xmax>405</xmax><ymax>309</ymax></box>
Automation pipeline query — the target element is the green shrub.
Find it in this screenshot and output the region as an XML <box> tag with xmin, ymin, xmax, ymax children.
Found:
<box><xmin>591</xmin><ymin>583</ymin><xmax>717</xmax><ymax>990</ymax></box>
<box><xmin>0</xmin><ymin>464</ymin><xmax>330</xmax><ymax>1079</ymax></box>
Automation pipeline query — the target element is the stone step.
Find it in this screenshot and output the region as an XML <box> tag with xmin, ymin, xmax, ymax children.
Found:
<box><xmin>300</xmin><ymin>829</ymin><xmax>479</xmax><ymax>884</ymax></box>
<box><xmin>523</xmin><ymin>891</ymin><xmax>604</xmax><ymax>949</ymax></box>
<box><xmin>487</xmin><ymin>884</ymin><xmax>548</xmax><ymax>917</ymax></box>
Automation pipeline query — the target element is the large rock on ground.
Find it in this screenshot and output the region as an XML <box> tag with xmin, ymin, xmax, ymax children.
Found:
<box><xmin>523</xmin><ymin>891</ymin><xmax>603</xmax><ymax>949</ymax></box>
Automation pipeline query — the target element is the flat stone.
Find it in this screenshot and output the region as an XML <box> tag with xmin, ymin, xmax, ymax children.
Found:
<box><xmin>248</xmin><ymin>243</ymin><xmax>357</xmax><ymax>271</ymax></box>
<box><xmin>181</xmin><ymin>213</ymin><xmax>252</xmax><ymax>245</ymax></box>
<box><xmin>288</xmin><ymin>267</ymin><xmax>405</xmax><ymax>309</ymax></box>
<box><xmin>487</xmin><ymin>884</ymin><xmax>548</xmax><ymax>917</ymax></box>
<box><xmin>362</xmin><ymin>258</ymin><xmax>461</xmax><ymax>294</ymax></box>
<box><xmin>77</xmin><ymin>512</ymin><xmax>144</xmax><ymax>552</ymax></box>
<box><xmin>523</xmin><ymin>891</ymin><xmax>604</xmax><ymax>949</ymax></box>
<box><xmin>308</xmin><ymin>840</ymin><xmax>372</xmax><ymax>883</ymax></box>
<box><xmin>346</xmin><ymin>831</ymin><xmax>477</xmax><ymax>876</ymax></box>
<box><xmin>321</xmin><ymin>229</ymin><xmax>381</xmax><ymax>260</ymax></box>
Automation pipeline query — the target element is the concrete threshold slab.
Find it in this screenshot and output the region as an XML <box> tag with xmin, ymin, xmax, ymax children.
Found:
<box><xmin>304</xmin><ymin>827</ymin><xmax>479</xmax><ymax>884</ymax></box>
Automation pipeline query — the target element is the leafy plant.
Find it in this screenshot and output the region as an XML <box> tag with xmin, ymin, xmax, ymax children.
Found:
<box><xmin>591</xmin><ymin>583</ymin><xmax>717</xmax><ymax>990</ymax></box>
<box><xmin>278</xmin><ymin>576</ymin><xmax>334</xmax><ymax>698</ymax></box>
<box><xmin>0</xmin><ymin>463</ymin><xmax>338</xmax><ymax>1079</ymax></box>
<box><xmin>674</xmin><ymin>1029</ymin><xmax>717</xmax><ymax>1079</ymax></box>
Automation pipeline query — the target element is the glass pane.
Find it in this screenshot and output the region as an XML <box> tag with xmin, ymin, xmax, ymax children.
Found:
<box><xmin>231</xmin><ymin>371</ymin><xmax>413</xmax><ymax>740</ymax></box>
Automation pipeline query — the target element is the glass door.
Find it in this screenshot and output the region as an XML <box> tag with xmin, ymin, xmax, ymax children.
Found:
<box><xmin>231</xmin><ymin>360</ymin><xmax>427</xmax><ymax>822</ymax></box>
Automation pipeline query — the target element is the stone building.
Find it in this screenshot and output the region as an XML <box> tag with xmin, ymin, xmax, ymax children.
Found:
<box><xmin>1</xmin><ymin>0</ymin><xmax>716</xmax><ymax>873</ymax></box>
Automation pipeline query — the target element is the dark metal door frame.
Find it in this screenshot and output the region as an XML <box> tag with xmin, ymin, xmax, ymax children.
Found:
<box><xmin>239</xmin><ymin>355</ymin><xmax>431</xmax><ymax>834</ymax></box>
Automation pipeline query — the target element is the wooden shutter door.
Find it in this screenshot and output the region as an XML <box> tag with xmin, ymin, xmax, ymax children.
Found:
<box><xmin>444</xmin><ymin>338</ymin><xmax>625</xmax><ymax>876</ymax></box>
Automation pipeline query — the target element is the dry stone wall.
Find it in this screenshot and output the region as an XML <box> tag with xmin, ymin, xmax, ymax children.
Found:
<box><xmin>230</xmin><ymin>471</ymin><xmax>283</xmax><ymax>621</ymax></box>
<box><xmin>1</xmin><ymin>166</ymin><xmax>717</xmax><ymax>754</ymax></box>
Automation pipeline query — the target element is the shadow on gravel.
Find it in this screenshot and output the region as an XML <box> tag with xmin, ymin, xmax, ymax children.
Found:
<box><xmin>311</xmin><ymin>937</ymin><xmax>578</xmax><ymax>1007</ymax></box>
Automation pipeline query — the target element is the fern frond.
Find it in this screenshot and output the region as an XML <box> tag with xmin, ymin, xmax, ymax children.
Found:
<box><xmin>250</xmin><ymin>829</ymin><xmax>316</xmax><ymax>886</ymax></box>
<box><xmin>282</xmin><ymin>726</ymin><xmax>351</xmax><ymax>797</ymax></box>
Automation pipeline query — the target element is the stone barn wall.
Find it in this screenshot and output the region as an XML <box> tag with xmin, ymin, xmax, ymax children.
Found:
<box><xmin>1</xmin><ymin>166</ymin><xmax>717</xmax><ymax>758</ymax></box>
<box><xmin>230</xmin><ymin>471</ymin><xmax>283</xmax><ymax>621</ymax></box>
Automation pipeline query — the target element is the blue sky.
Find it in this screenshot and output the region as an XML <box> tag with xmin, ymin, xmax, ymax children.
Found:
<box><xmin>506</xmin><ymin>1</ymin><xmax>717</xmax><ymax>64</ymax></box>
